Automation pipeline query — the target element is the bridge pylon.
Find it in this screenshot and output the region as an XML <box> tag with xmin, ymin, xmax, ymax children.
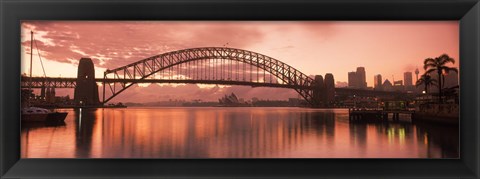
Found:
<box><xmin>74</xmin><ymin>58</ymin><xmax>100</xmax><ymax>106</ymax></box>
<box><xmin>312</xmin><ymin>75</ymin><xmax>326</xmax><ymax>107</ymax></box>
<box><xmin>312</xmin><ymin>74</ymin><xmax>336</xmax><ymax>108</ymax></box>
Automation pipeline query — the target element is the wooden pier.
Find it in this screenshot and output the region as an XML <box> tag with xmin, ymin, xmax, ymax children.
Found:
<box><xmin>348</xmin><ymin>108</ymin><xmax>415</xmax><ymax>122</ymax></box>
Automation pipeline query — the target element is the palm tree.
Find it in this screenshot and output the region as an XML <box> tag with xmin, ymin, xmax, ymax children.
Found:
<box><xmin>416</xmin><ymin>73</ymin><xmax>437</xmax><ymax>94</ymax></box>
<box><xmin>423</xmin><ymin>54</ymin><xmax>458</xmax><ymax>102</ymax></box>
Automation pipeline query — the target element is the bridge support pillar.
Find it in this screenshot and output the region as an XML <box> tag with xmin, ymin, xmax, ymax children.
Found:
<box><xmin>324</xmin><ymin>73</ymin><xmax>335</xmax><ymax>107</ymax></box>
<box><xmin>313</xmin><ymin>75</ymin><xmax>325</xmax><ymax>107</ymax></box>
<box><xmin>312</xmin><ymin>74</ymin><xmax>336</xmax><ymax>108</ymax></box>
<box><xmin>74</xmin><ymin>58</ymin><xmax>100</xmax><ymax>106</ymax></box>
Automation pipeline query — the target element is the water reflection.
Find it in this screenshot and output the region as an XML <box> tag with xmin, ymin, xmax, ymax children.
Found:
<box><xmin>21</xmin><ymin>107</ymin><xmax>458</xmax><ymax>158</ymax></box>
<box><xmin>73</xmin><ymin>108</ymin><xmax>98</xmax><ymax>158</ymax></box>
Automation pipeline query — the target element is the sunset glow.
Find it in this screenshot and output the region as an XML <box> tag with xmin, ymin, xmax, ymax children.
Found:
<box><xmin>21</xmin><ymin>21</ymin><xmax>459</xmax><ymax>102</ymax></box>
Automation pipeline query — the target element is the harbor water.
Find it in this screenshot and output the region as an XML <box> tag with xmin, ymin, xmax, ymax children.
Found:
<box><xmin>21</xmin><ymin>107</ymin><xmax>459</xmax><ymax>158</ymax></box>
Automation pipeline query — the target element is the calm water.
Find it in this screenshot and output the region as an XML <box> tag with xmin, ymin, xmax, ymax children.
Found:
<box><xmin>21</xmin><ymin>107</ymin><xmax>459</xmax><ymax>158</ymax></box>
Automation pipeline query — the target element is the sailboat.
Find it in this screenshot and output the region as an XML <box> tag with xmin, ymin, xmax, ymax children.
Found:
<box><xmin>22</xmin><ymin>31</ymin><xmax>68</xmax><ymax>123</ymax></box>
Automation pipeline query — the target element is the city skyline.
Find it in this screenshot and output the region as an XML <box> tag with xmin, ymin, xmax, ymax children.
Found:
<box><xmin>21</xmin><ymin>21</ymin><xmax>459</xmax><ymax>102</ymax></box>
<box><xmin>19</xmin><ymin>21</ymin><xmax>460</xmax><ymax>159</ymax></box>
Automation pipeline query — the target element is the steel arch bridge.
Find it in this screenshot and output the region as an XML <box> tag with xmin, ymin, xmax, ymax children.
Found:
<box><xmin>103</xmin><ymin>47</ymin><xmax>321</xmax><ymax>105</ymax></box>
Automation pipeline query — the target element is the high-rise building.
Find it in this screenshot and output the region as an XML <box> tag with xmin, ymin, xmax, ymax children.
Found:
<box><xmin>347</xmin><ymin>67</ymin><xmax>367</xmax><ymax>89</ymax></box>
<box><xmin>348</xmin><ymin>72</ymin><xmax>357</xmax><ymax>88</ymax></box>
<box><xmin>374</xmin><ymin>74</ymin><xmax>383</xmax><ymax>91</ymax></box>
<box><xmin>404</xmin><ymin>72</ymin><xmax>413</xmax><ymax>86</ymax></box>
<box><xmin>356</xmin><ymin>67</ymin><xmax>367</xmax><ymax>89</ymax></box>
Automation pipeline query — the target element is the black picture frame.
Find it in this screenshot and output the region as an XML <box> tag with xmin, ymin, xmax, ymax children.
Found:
<box><xmin>1</xmin><ymin>0</ymin><xmax>479</xmax><ymax>178</ymax></box>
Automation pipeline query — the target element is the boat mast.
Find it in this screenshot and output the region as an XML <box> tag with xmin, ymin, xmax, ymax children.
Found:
<box><xmin>28</xmin><ymin>31</ymin><xmax>34</xmax><ymax>106</ymax></box>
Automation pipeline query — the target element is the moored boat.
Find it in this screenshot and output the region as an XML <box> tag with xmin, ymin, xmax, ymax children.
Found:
<box><xmin>21</xmin><ymin>31</ymin><xmax>68</xmax><ymax>124</ymax></box>
<box><xmin>21</xmin><ymin>107</ymin><xmax>49</xmax><ymax>122</ymax></box>
<box><xmin>46</xmin><ymin>111</ymin><xmax>68</xmax><ymax>122</ymax></box>
<box><xmin>22</xmin><ymin>107</ymin><xmax>68</xmax><ymax>123</ymax></box>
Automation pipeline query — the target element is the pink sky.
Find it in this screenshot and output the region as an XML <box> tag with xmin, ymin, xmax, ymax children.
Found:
<box><xmin>21</xmin><ymin>21</ymin><xmax>459</xmax><ymax>102</ymax></box>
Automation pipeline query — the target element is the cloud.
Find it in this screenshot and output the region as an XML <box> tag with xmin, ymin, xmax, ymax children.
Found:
<box><xmin>22</xmin><ymin>21</ymin><xmax>266</xmax><ymax>70</ymax></box>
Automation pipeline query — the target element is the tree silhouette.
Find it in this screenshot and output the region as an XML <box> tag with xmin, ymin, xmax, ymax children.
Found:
<box><xmin>415</xmin><ymin>73</ymin><xmax>437</xmax><ymax>94</ymax></box>
<box><xmin>423</xmin><ymin>54</ymin><xmax>458</xmax><ymax>103</ymax></box>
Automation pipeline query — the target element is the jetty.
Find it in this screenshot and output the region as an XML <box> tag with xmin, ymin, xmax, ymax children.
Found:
<box><xmin>348</xmin><ymin>101</ymin><xmax>415</xmax><ymax>122</ymax></box>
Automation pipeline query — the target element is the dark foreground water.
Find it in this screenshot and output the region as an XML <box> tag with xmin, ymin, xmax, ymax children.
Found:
<box><xmin>21</xmin><ymin>107</ymin><xmax>459</xmax><ymax>158</ymax></box>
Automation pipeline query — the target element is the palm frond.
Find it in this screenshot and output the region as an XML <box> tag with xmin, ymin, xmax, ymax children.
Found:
<box><xmin>438</xmin><ymin>54</ymin><xmax>455</xmax><ymax>65</ymax></box>
<box><xmin>423</xmin><ymin>58</ymin><xmax>436</xmax><ymax>70</ymax></box>
<box><xmin>425</xmin><ymin>68</ymin><xmax>437</xmax><ymax>75</ymax></box>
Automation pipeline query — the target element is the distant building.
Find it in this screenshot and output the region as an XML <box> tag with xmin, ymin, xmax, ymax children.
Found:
<box><xmin>383</xmin><ymin>79</ymin><xmax>393</xmax><ymax>91</ymax></box>
<box><xmin>219</xmin><ymin>93</ymin><xmax>240</xmax><ymax>105</ymax></box>
<box><xmin>404</xmin><ymin>72</ymin><xmax>413</xmax><ymax>86</ymax></box>
<box><xmin>348</xmin><ymin>71</ymin><xmax>357</xmax><ymax>88</ymax></box>
<box><xmin>404</xmin><ymin>72</ymin><xmax>415</xmax><ymax>92</ymax></box>
<box><xmin>356</xmin><ymin>67</ymin><xmax>367</xmax><ymax>89</ymax></box>
<box><xmin>393</xmin><ymin>80</ymin><xmax>404</xmax><ymax>92</ymax></box>
<box><xmin>347</xmin><ymin>67</ymin><xmax>367</xmax><ymax>89</ymax></box>
<box><xmin>374</xmin><ymin>74</ymin><xmax>383</xmax><ymax>91</ymax></box>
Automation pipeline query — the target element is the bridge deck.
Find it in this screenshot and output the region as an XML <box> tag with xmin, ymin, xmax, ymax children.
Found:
<box><xmin>21</xmin><ymin>77</ymin><xmax>410</xmax><ymax>97</ymax></box>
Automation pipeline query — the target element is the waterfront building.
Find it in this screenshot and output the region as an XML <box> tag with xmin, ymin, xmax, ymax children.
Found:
<box><xmin>219</xmin><ymin>93</ymin><xmax>240</xmax><ymax>104</ymax></box>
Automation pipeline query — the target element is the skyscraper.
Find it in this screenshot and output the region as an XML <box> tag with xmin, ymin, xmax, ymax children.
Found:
<box><xmin>374</xmin><ymin>74</ymin><xmax>383</xmax><ymax>91</ymax></box>
<box><xmin>404</xmin><ymin>72</ymin><xmax>414</xmax><ymax>92</ymax></box>
<box><xmin>348</xmin><ymin>71</ymin><xmax>357</xmax><ymax>88</ymax></box>
<box><xmin>356</xmin><ymin>67</ymin><xmax>367</xmax><ymax>89</ymax></box>
<box><xmin>404</xmin><ymin>72</ymin><xmax>413</xmax><ymax>86</ymax></box>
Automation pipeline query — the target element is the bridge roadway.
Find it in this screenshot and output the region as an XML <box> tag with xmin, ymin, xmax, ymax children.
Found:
<box><xmin>21</xmin><ymin>76</ymin><xmax>411</xmax><ymax>97</ymax></box>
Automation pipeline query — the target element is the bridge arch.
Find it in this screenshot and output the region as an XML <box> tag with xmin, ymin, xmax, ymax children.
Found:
<box><xmin>103</xmin><ymin>47</ymin><xmax>317</xmax><ymax>105</ymax></box>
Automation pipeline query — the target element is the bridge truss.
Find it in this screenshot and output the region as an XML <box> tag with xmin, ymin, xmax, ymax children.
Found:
<box><xmin>103</xmin><ymin>47</ymin><xmax>316</xmax><ymax>104</ymax></box>
<box><xmin>21</xmin><ymin>76</ymin><xmax>77</xmax><ymax>88</ymax></box>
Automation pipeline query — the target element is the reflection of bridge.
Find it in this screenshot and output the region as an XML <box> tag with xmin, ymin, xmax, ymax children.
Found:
<box><xmin>21</xmin><ymin>47</ymin><xmax>410</xmax><ymax>107</ymax></box>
